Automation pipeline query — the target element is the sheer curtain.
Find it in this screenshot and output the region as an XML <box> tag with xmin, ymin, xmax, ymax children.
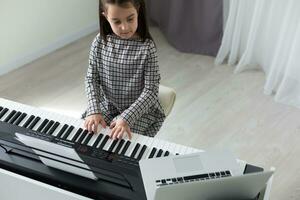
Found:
<box><xmin>216</xmin><ymin>0</ymin><xmax>300</xmax><ymax>108</ymax></box>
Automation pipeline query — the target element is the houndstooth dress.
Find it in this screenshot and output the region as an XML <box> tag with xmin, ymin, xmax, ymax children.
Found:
<box><xmin>84</xmin><ymin>33</ymin><xmax>165</xmax><ymax>137</ymax></box>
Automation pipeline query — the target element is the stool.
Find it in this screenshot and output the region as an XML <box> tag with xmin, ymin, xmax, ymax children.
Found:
<box><xmin>158</xmin><ymin>85</ymin><xmax>176</xmax><ymax>116</ymax></box>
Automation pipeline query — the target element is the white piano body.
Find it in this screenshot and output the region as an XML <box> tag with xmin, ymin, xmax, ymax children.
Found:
<box><xmin>0</xmin><ymin>98</ymin><xmax>274</xmax><ymax>200</ymax></box>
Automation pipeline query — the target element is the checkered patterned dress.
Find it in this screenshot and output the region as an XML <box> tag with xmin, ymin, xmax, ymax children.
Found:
<box><xmin>84</xmin><ymin>33</ymin><xmax>165</xmax><ymax>137</ymax></box>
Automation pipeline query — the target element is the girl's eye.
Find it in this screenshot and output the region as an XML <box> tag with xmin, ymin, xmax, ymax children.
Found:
<box><xmin>127</xmin><ymin>18</ymin><xmax>133</xmax><ymax>22</ymax></box>
<box><xmin>114</xmin><ymin>21</ymin><xmax>121</xmax><ymax>25</ymax></box>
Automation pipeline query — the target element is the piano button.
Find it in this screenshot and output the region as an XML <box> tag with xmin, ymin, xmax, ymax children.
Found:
<box><xmin>92</xmin><ymin>134</ymin><xmax>104</xmax><ymax>148</ymax></box>
<box><xmin>98</xmin><ymin>135</ymin><xmax>110</xmax><ymax>150</ymax></box>
<box><xmin>62</xmin><ymin>125</ymin><xmax>74</xmax><ymax>140</ymax></box>
<box><xmin>0</xmin><ymin>108</ymin><xmax>9</xmax><ymax>119</ymax></box>
<box><xmin>120</xmin><ymin>141</ymin><xmax>131</xmax><ymax>156</ymax></box>
<box><xmin>164</xmin><ymin>151</ymin><xmax>170</xmax><ymax>157</ymax></box>
<box><xmin>108</xmin><ymin>139</ymin><xmax>118</xmax><ymax>152</ymax></box>
<box><xmin>55</xmin><ymin>124</ymin><xmax>68</xmax><ymax>138</ymax></box>
<box><xmin>14</xmin><ymin>113</ymin><xmax>27</xmax><ymax>126</ymax></box>
<box><xmin>83</xmin><ymin>132</ymin><xmax>93</xmax><ymax>145</ymax></box>
<box><xmin>47</xmin><ymin>121</ymin><xmax>60</xmax><ymax>135</ymax></box>
<box><xmin>36</xmin><ymin>119</ymin><xmax>49</xmax><ymax>132</ymax></box>
<box><xmin>71</xmin><ymin>128</ymin><xmax>83</xmax><ymax>142</ymax></box>
<box><xmin>0</xmin><ymin>106</ymin><xmax>2</xmax><ymax>111</ymax></box>
<box><xmin>130</xmin><ymin>143</ymin><xmax>141</xmax><ymax>158</ymax></box>
<box><xmin>42</xmin><ymin>120</ymin><xmax>54</xmax><ymax>133</ymax></box>
<box><xmin>4</xmin><ymin>110</ymin><xmax>16</xmax><ymax>122</ymax></box>
<box><xmin>114</xmin><ymin>139</ymin><xmax>125</xmax><ymax>154</ymax></box>
<box><xmin>28</xmin><ymin>117</ymin><xmax>41</xmax><ymax>130</ymax></box>
<box><xmin>8</xmin><ymin>111</ymin><xmax>21</xmax><ymax>124</ymax></box>
<box><xmin>156</xmin><ymin>149</ymin><xmax>163</xmax><ymax>157</ymax></box>
<box><xmin>149</xmin><ymin>147</ymin><xmax>157</xmax><ymax>159</ymax></box>
<box><xmin>77</xmin><ymin>130</ymin><xmax>88</xmax><ymax>144</ymax></box>
<box><xmin>22</xmin><ymin>115</ymin><xmax>35</xmax><ymax>128</ymax></box>
<box><xmin>136</xmin><ymin>145</ymin><xmax>147</xmax><ymax>160</ymax></box>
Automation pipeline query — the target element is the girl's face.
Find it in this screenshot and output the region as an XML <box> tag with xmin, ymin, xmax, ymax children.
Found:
<box><xmin>103</xmin><ymin>3</ymin><xmax>139</xmax><ymax>39</ymax></box>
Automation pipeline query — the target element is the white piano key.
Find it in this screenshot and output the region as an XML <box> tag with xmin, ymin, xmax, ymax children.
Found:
<box><xmin>18</xmin><ymin>113</ymin><xmax>31</xmax><ymax>127</ymax></box>
<box><xmin>96</xmin><ymin>134</ymin><xmax>107</xmax><ymax>149</ymax></box>
<box><xmin>133</xmin><ymin>136</ymin><xmax>148</xmax><ymax>159</ymax></box>
<box><xmin>87</xmin><ymin>133</ymin><xmax>102</xmax><ymax>147</ymax></box>
<box><xmin>124</xmin><ymin>134</ymin><xmax>139</xmax><ymax>157</ymax></box>
<box><xmin>67</xmin><ymin>126</ymin><xmax>82</xmax><ymax>141</ymax></box>
<box><xmin>32</xmin><ymin>118</ymin><xmax>44</xmax><ymax>131</ymax></box>
<box><xmin>0</xmin><ymin>109</ymin><xmax>12</xmax><ymax>121</ymax></box>
<box><xmin>60</xmin><ymin>118</ymin><xmax>79</xmax><ymax>139</ymax></box>
<box><xmin>52</xmin><ymin>116</ymin><xmax>66</xmax><ymax>137</ymax></box>
<box><xmin>141</xmin><ymin>137</ymin><xmax>155</xmax><ymax>160</ymax></box>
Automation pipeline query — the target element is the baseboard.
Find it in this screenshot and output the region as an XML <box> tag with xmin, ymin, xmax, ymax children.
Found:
<box><xmin>0</xmin><ymin>21</ymin><xmax>98</xmax><ymax>76</ymax></box>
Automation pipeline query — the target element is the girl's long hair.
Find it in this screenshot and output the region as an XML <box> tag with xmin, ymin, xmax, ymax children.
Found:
<box><xmin>99</xmin><ymin>0</ymin><xmax>153</xmax><ymax>42</ymax></box>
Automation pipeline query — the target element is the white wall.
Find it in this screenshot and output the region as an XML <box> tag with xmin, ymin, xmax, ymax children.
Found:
<box><xmin>0</xmin><ymin>0</ymin><xmax>98</xmax><ymax>76</ymax></box>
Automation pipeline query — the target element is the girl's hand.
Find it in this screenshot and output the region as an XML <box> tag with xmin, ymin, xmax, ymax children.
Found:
<box><xmin>84</xmin><ymin>114</ymin><xmax>107</xmax><ymax>133</ymax></box>
<box><xmin>109</xmin><ymin>119</ymin><xmax>132</xmax><ymax>140</ymax></box>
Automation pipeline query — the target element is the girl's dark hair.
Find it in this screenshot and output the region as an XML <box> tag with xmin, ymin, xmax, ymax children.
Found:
<box><xmin>99</xmin><ymin>0</ymin><xmax>152</xmax><ymax>42</ymax></box>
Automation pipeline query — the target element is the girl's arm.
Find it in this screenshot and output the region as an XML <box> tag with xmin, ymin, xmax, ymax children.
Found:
<box><xmin>85</xmin><ymin>35</ymin><xmax>106</xmax><ymax>117</ymax></box>
<box><xmin>120</xmin><ymin>41</ymin><xmax>160</xmax><ymax>127</ymax></box>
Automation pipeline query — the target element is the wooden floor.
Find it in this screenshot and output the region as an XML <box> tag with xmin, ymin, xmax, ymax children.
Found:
<box><xmin>1</xmin><ymin>27</ymin><xmax>300</xmax><ymax>199</ymax></box>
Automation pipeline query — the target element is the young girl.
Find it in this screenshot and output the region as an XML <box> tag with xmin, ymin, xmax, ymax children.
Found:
<box><xmin>83</xmin><ymin>0</ymin><xmax>165</xmax><ymax>140</ymax></box>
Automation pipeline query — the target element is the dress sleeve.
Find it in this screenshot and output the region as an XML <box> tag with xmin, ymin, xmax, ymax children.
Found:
<box><xmin>120</xmin><ymin>41</ymin><xmax>160</xmax><ymax>127</ymax></box>
<box><xmin>85</xmin><ymin>34</ymin><xmax>106</xmax><ymax>117</ymax></box>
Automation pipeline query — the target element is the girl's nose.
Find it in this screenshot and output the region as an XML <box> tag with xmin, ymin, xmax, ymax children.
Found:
<box><xmin>120</xmin><ymin>23</ymin><xmax>129</xmax><ymax>30</ymax></box>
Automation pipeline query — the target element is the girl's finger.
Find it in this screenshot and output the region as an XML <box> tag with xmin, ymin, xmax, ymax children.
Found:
<box><xmin>126</xmin><ymin>127</ymin><xmax>132</xmax><ymax>140</ymax></box>
<box><xmin>117</xmin><ymin>130</ymin><xmax>123</xmax><ymax>140</ymax></box>
<box><xmin>110</xmin><ymin>121</ymin><xmax>116</xmax><ymax>129</ymax></box>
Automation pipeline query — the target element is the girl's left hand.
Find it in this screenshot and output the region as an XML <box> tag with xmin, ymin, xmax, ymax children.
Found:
<box><xmin>109</xmin><ymin>119</ymin><xmax>132</xmax><ymax>140</ymax></box>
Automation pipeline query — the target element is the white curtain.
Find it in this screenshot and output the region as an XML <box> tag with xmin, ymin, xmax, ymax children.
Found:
<box><xmin>216</xmin><ymin>0</ymin><xmax>300</xmax><ymax>108</ymax></box>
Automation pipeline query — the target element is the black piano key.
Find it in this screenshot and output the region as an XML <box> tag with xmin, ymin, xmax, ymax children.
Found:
<box><xmin>4</xmin><ymin>110</ymin><xmax>16</xmax><ymax>122</ymax></box>
<box><xmin>28</xmin><ymin>117</ymin><xmax>41</xmax><ymax>130</ymax></box>
<box><xmin>37</xmin><ymin>119</ymin><xmax>49</xmax><ymax>132</ymax></box>
<box><xmin>55</xmin><ymin>124</ymin><xmax>68</xmax><ymax>138</ymax></box>
<box><xmin>149</xmin><ymin>147</ymin><xmax>157</xmax><ymax>158</ymax></box>
<box><xmin>42</xmin><ymin>120</ymin><xmax>54</xmax><ymax>133</ymax></box>
<box><xmin>23</xmin><ymin>115</ymin><xmax>35</xmax><ymax>128</ymax></box>
<box><xmin>71</xmin><ymin>128</ymin><xmax>83</xmax><ymax>142</ymax></box>
<box><xmin>156</xmin><ymin>149</ymin><xmax>163</xmax><ymax>157</ymax></box>
<box><xmin>77</xmin><ymin>130</ymin><xmax>88</xmax><ymax>144</ymax></box>
<box><xmin>98</xmin><ymin>135</ymin><xmax>110</xmax><ymax>150</ymax></box>
<box><xmin>47</xmin><ymin>121</ymin><xmax>60</xmax><ymax>135</ymax></box>
<box><xmin>164</xmin><ymin>151</ymin><xmax>170</xmax><ymax>157</ymax></box>
<box><xmin>120</xmin><ymin>141</ymin><xmax>131</xmax><ymax>155</ymax></box>
<box><xmin>13</xmin><ymin>113</ymin><xmax>27</xmax><ymax>126</ymax></box>
<box><xmin>62</xmin><ymin>126</ymin><xmax>74</xmax><ymax>140</ymax></box>
<box><xmin>114</xmin><ymin>139</ymin><xmax>125</xmax><ymax>154</ymax></box>
<box><xmin>92</xmin><ymin>134</ymin><xmax>104</xmax><ymax>148</ymax></box>
<box><xmin>83</xmin><ymin>132</ymin><xmax>93</xmax><ymax>145</ymax></box>
<box><xmin>130</xmin><ymin>143</ymin><xmax>141</xmax><ymax>158</ymax></box>
<box><xmin>136</xmin><ymin>145</ymin><xmax>147</xmax><ymax>160</ymax></box>
<box><xmin>0</xmin><ymin>106</ymin><xmax>3</xmax><ymax>111</ymax></box>
<box><xmin>108</xmin><ymin>139</ymin><xmax>118</xmax><ymax>152</ymax></box>
<box><xmin>0</xmin><ymin>108</ymin><xmax>9</xmax><ymax>119</ymax></box>
<box><xmin>8</xmin><ymin>111</ymin><xmax>21</xmax><ymax>124</ymax></box>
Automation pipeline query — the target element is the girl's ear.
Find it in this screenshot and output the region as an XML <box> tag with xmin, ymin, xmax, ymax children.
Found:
<box><xmin>102</xmin><ymin>12</ymin><xmax>107</xmax><ymax>18</ymax></box>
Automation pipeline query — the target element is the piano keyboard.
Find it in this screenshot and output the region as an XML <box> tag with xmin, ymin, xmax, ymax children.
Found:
<box><xmin>0</xmin><ymin>98</ymin><xmax>201</xmax><ymax>161</ymax></box>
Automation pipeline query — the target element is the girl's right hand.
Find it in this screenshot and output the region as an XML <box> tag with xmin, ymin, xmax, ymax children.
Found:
<box><xmin>84</xmin><ymin>114</ymin><xmax>107</xmax><ymax>133</ymax></box>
